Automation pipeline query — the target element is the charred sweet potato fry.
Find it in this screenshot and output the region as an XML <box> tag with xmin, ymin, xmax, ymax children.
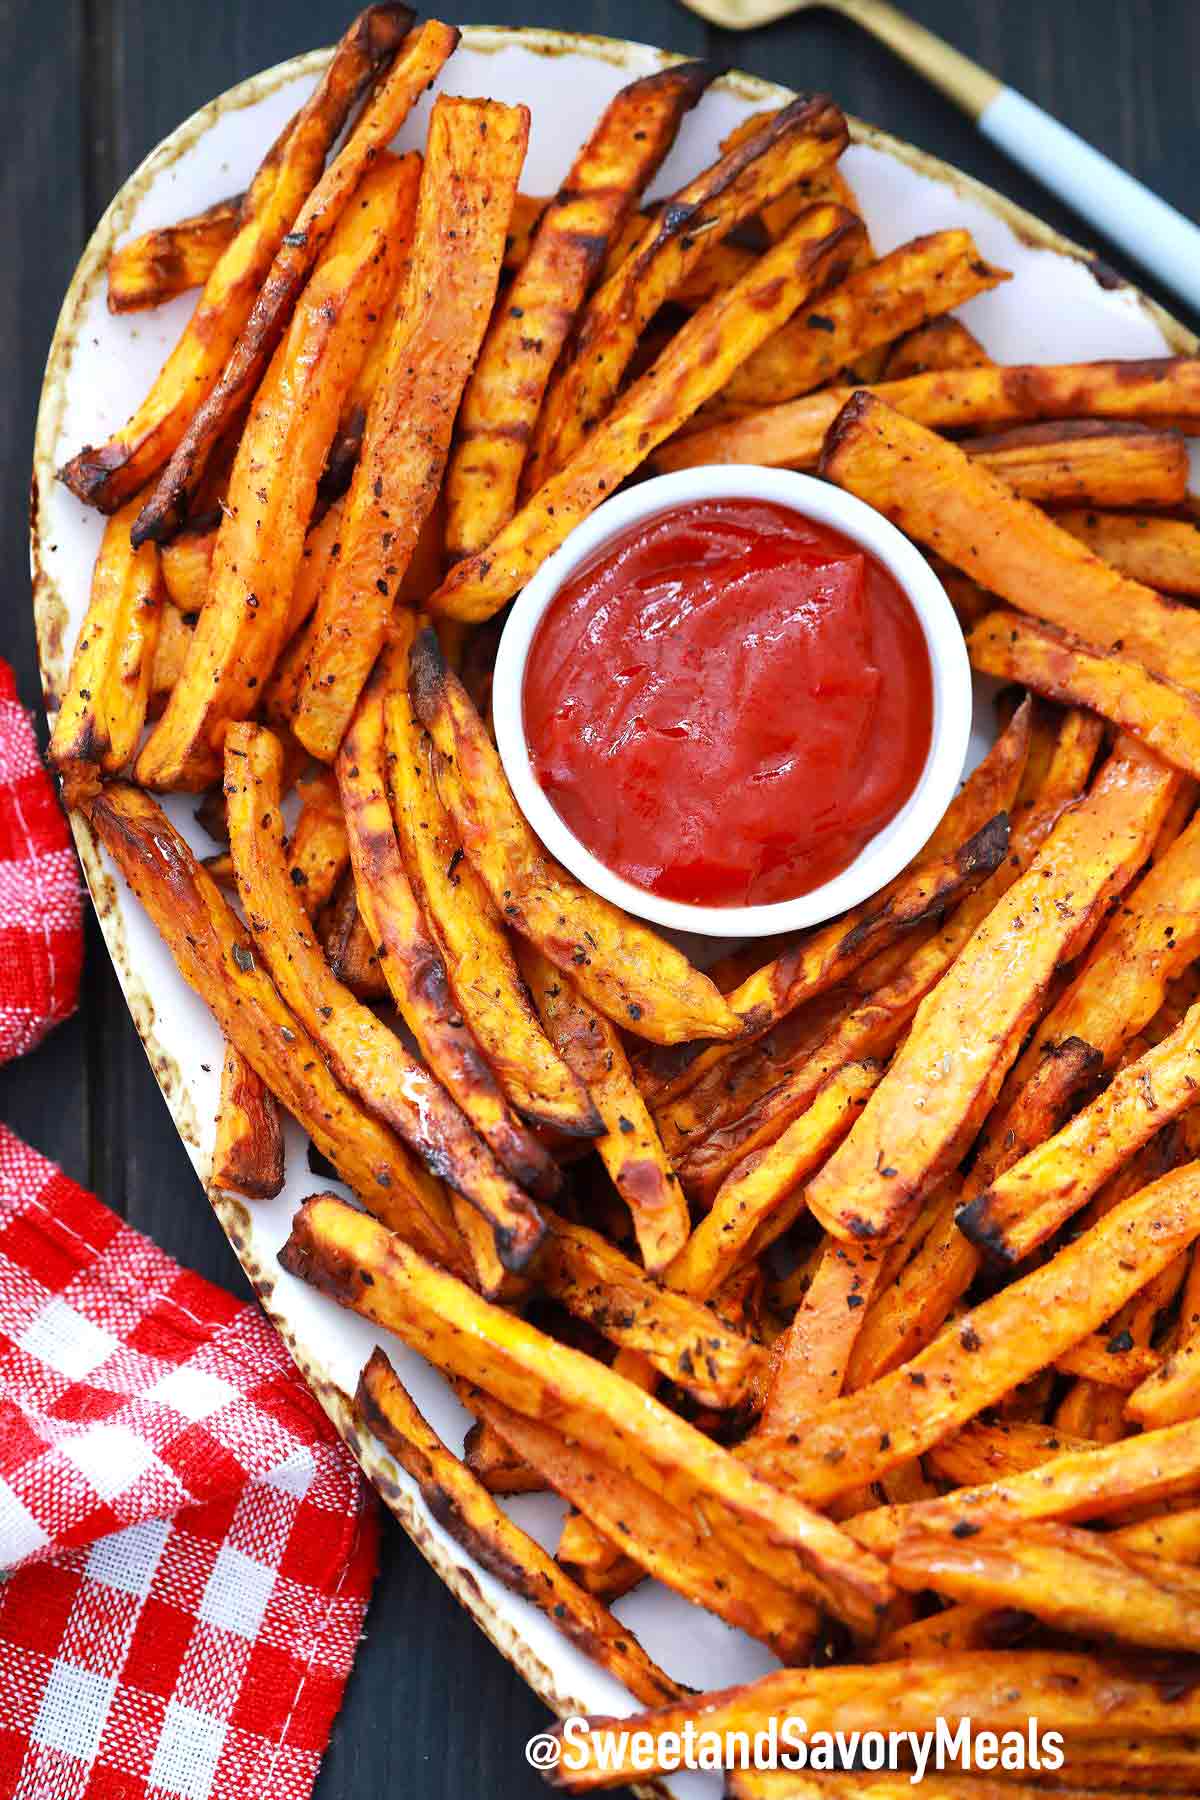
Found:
<box><xmin>410</xmin><ymin>630</ymin><xmax>739</xmax><ymax>1046</ymax></box>
<box><xmin>81</xmin><ymin>783</ymin><xmax>465</xmax><ymax>1271</ymax></box>
<box><xmin>107</xmin><ymin>193</ymin><xmax>244</xmax><ymax>313</ymax></box>
<box><xmin>280</xmin><ymin>1191</ymin><xmax>893</xmax><ymax>1638</ymax></box>
<box><xmin>969</xmin><ymin>610</ymin><xmax>1200</xmax><ymax>778</ymax></box>
<box><xmin>225</xmin><ymin>722</ymin><xmax>544</xmax><ymax>1276</ymax></box>
<box><xmin>820</xmin><ymin>392</ymin><xmax>1200</xmax><ymax>691</ymax></box>
<box><xmin>134</xmin><ymin>154</ymin><xmax>420</xmax><ymax>791</ymax></box>
<box><xmin>292</xmin><ymin>94</ymin><xmax>529</xmax><ymax>761</ymax></box>
<box><xmin>356</xmin><ymin>1349</ymin><xmax>679</xmax><ymax>1705</ymax></box>
<box><xmin>1055</xmin><ymin>508</ymin><xmax>1200</xmax><ymax>596</ymax></box>
<box><xmin>208</xmin><ymin>1043</ymin><xmax>284</xmax><ymax>1200</ymax></box>
<box><xmin>50</xmin><ymin>496</ymin><xmax>164</xmax><ymax>783</ymax></box>
<box><xmin>318</xmin><ymin>870</ymin><xmax>388</xmax><ymax>1001</ymax></box>
<box><xmin>964</xmin><ymin>419</ymin><xmax>1190</xmax><ymax>509</ymax></box>
<box><xmin>656</xmin><ymin>354</ymin><xmax>1200</xmax><ymax>475</ymax></box>
<box><xmin>60</xmin><ymin>5</ymin><xmax>411</xmax><ymax>513</ymax></box>
<box><xmin>384</xmin><ymin>684</ymin><xmax>601</xmax><ymax>1138</ymax></box>
<box><xmin>882</xmin><ymin>314</ymin><xmax>991</xmax><ymax>377</ymax></box>
<box><xmin>339</xmin><ymin>630</ymin><xmax>561</xmax><ymax>1202</ymax></box>
<box><xmin>132</xmin><ymin>19</ymin><xmax>456</xmax><ymax>547</ymax></box>
<box><xmin>522</xmin><ymin>96</ymin><xmax>848</xmax><ymax>489</ymax></box>
<box><xmin>431</xmin><ymin>203</ymin><xmax>864</xmax><ymax>622</ymax></box>
<box><xmin>520</xmin><ymin>946</ymin><xmax>688</xmax><ymax>1271</ymax></box>
<box><xmin>714</xmin><ymin>231</ymin><xmax>1006</xmax><ymax>413</ymax></box>
<box><xmin>752</xmin><ymin>1159</ymin><xmax>1200</xmax><ymax>1505</ymax></box>
<box><xmin>160</xmin><ymin>526</ymin><xmax>216</xmax><ymax>613</ymax></box>
<box><xmin>443</xmin><ymin>60</ymin><xmax>711</xmax><ymax>562</ymax></box>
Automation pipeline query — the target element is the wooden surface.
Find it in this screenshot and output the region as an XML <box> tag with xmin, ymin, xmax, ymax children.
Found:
<box><xmin>2</xmin><ymin>2</ymin><xmax>1197</xmax><ymax>1794</ymax></box>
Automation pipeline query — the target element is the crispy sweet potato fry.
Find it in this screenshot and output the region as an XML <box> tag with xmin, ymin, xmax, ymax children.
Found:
<box><xmin>964</xmin><ymin>419</ymin><xmax>1190</xmax><ymax>509</ymax></box>
<box><xmin>60</xmin><ymin>5</ymin><xmax>411</xmax><ymax>513</ymax></box>
<box><xmin>356</xmin><ymin>1350</ymin><xmax>679</xmax><ymax>1705</ymax></box>
<box><xmin>502</xmin><ymin>191</ymin><xmax>549</xmax><ymax>271</ymax></box>
<box><xmin>657</xmin><ymin>355</ymin><xmax>1200</xmax><ymax>475</ymax></box>
<box><xmin>1055</xmin><ymin>1335</ymin><xmax>1162</xmax><ymax>1389</ymax></box>
<box><xmin>384</xmin><ymin>686</ymin><xmax>601</xmax><ymax>1138</ymax></box>
<box><xmin>963</xmin><ymin>1001</ymin><xmax>1200</xmax><ymax>1265</ymax></box>
<box><xmin>969</xmin><ymin>610</ymin><xmax>1200</xmax><ymax>778</ymax></box>
<box><xmin>135</xmin><ymin>154</ymin><xmax>420</xmax><ymax>791</ymax></box>
<box><xmin>280</xmin><ymin>1191</ymin><xmax>893</xmax><ymax>1637</ymax></box>
<box><xmin>757</xmin><ymin>1237</ymin><xmax>884</xmax><ymax>1435</ymax></box>
<box><xmin>882</xmin><ymin>314</ymin><xmax>991</xmax><ymax>377</ymax></box>
<box><xmin>1055</xmin><ymin>508</ymin><xmax>1200</xmax><ymax>597</ymax></box>
<box><xmin>410</xmin><ymin>632</ymin><xmax>739</xmax><ymax>1046</ymax></box>
<box><xmin>714</xmin><ymin>231</ymin><xmax>1006</xmax><ymax>413</ymax></box>
<box><xmin>82</xmin><ymin>784</ymin><xmax>465</xmax><ymax>1270</ymax></box>
<box><xmin>340</xmin><ymin>633</ymin><xmax>560</xmax><ymax>1202</ymax></box>
<box><xmin>536</xmin><ymin>1212</ymin><xmax>767</xmax><ymax>1409</ymax></box>
<box><xmin>752</xmin><ymin>1160</ymin><xmax>1200</xmax><ymax>1504</ymax></box>
<box><xmin>132</xmin><ymin>19</ymin><xmax>456</xmax><ymax>547</ymax></box>
<box><xmin>148</xmin><ymin>602</ymin><xmax>193</xmax><ymax>713</ymax></box>
<box><xmin>107</xmin><ymin>193</ymin><xmax>244</xmax><ymax>313</ymax></box>
<box><xmin>545</xmin><ymin>1651</ymin><xmax>1200</xmax><ymax>1790</ymax></box>
<box><xmin>443</xmin><ymin>61</ymin><xmax>711</xmax><ymax>561</ymax></box>
<box><xmin>1127</xmin><ymin>1332</ymin><xmax>1200</xmax><ymax>1431</ymax></box>
<box><xmin>262</xmin><ymin>503</ymin><xmax>350</xmax><ymax>726</ymax></box>
<box><xmin>820</xmin><ymin>392</ymin><xmax>1200</xmax><ymax>691</ymax></box>
<box><xmin>284</xmin><ymin>765</ymin><xmax>349</xmax><ymax>918</ymax></box>
<box><xmin>805</xmin><ymin>742</ymin><xmax>1179</xmax><ymax>1244</ymax></box>
<box><xmin>318</xmin><ymin>870</ymin><xmax>388</xmax><ymax>1001</ymax></box>
<box><xmin>292</xmin><ymin>94</ymin><xmax>529</xmax><ymax>761</ymax></box>
<box><xmin>431</xmin><ymin>203</ymin><xmax>864</xmax><ymax>622</ymax></box>
<box><xmin>208</xmin><ymin>1043</ymin><xmax>285</xmax><ymax>1201</ymax></box>
<box><xmin>520</xmin><ymin>947</ymin><xmax>688</xmax><ymax>1271</ymax></box>
<box><xmin>225</xmin><ymin>722</ymin><xmax>543</xmax><ymax>1275</ymax></box>
<box><xmin>923</xmin><ymin>1420</ymin><xmax>1097</xmax><ymax>1488</ymax></box>
<box><xmin>469</xmin><ymin>1390</ymin><xmax>818</xmax><ymax>1659</ymax></box>
<box><xmin>462</xmin><ymin>1418</ymin><xmax>546</xmax><ymax>1494</ymax></box>
<box><xmin>50</xmin><ymin>496</ymin><xmax>164</xmax><ymax>783</ymax></box>
<box><xmin>160</xmin><ymin>526</ymin><xmax>216</xmax><ymax>612</ymax></box>
<box><xmin>523</xmin><ymin>96</ymin><xmax>848</xmax><ymax>488</ymax></box>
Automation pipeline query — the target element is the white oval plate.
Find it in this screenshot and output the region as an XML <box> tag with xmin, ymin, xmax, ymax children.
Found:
<box><xmin>31</xmin><ymin>24</ymin><xmax>1199</xmax><ymax>1776</ymax></box>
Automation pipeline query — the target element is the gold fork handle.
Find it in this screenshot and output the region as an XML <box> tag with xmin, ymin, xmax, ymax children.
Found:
<box><xmin>831</xmin><ymin>0</ymin><xmax>1000</xmax><ymax>119</ymax></box>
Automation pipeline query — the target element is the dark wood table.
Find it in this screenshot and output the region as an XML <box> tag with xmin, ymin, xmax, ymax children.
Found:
<box><xmin>3</xmin><ymin>2</ymin><xmax>1197</xmax><ymax>1793</ymax></box>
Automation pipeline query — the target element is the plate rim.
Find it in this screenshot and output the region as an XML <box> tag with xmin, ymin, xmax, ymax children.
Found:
<box><xmin>29</xmin><ymin>21</ymin><xmax>1200</xmax><ymax>1747</ymax></box>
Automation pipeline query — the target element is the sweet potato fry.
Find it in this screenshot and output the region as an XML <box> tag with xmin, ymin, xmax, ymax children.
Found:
<box><xmin>536</xmin><ymin>1212</ymin><xmax>767</xmax><ymax>1409</ymax></box>
<box><xmin>462</xmin><ymin>1418</ymin><xmax>545</xmax><ymax>1494</ymax></box>
<box><xmin>962</xmin><ymin>1001</ymin><xmax>1200</xmax><ymax>1266</ymax></box>
<box><xmin>964</xmin><ymin>419</ymin><xmax>1190</xmax><ymax>509</ymax></box>
<box><xmin>656</xmin><ymin>355</ymin><xmax>1200</xmax><ymax>475</ymax></box>
<box><xmin>384</xmin><ymin>685</ymin><xmax>601</xmax><ymax>1138</ymax></box>
<box><xmin>1055</xmin><ymin>508</ymin><xmax>1200</xmax><ymax>597</ymax></box>
<box><xmin>1127</xmin><ymin>1333</ymin><xmax>1200</xmax><ymax>1431</ymax></box>
<box><xmin>519</xmin><ymin>947</ymin><xmax>688</xmax><ymax>1271</ymax></box>
<box><xmin>225</xmin><ymin>722</ymin><xmax>544</xmax><ymax>1275</ymax></box>
<box><xmin>923</xmin><ymin>1420</ymin><xmax>1097</xmax><ymax>1488</ymax></box>
<box><xmin>545</xmin><ymin>1651</ymin><xmax>1200</xmax><ymax>1790</ymax></box>
<box><xmin>443</xmin><ymin>60</ymin><xmax>711</xmax><ymax>561</ymax></box>
<box><xmin>1055</xmin><ymin>1334</ymin><xmax>1162</xmax><ymax>1389</ymax></box>
<box><xmin>280</xmin><ymin>1191</ymin><xmax>893</xmax><ymax>1637</ymax></box>
<box><xmin>731</xmin><ymin>1750</ymin><xmax>1199</xmax><ymax>1799</ymax></box>
<box><xmin>81</xmin><ymin>784</ymin><xmax>464</xmax><ymax>1271</ymax></box>
<box><xmin>107</xmin><ymin>193</ymin><xmax>244</xmax><ymax>313</ymax></box>
<box><xmin>60</xmin><ymin>5</ymin><xmax>411</xmax><ymax>513</ymax></box>
<box><xmin>893</xmin><ymin>1520</ymin><xmax>1200</xmax><ymax>1652</ymax></box>
<box><xmin>50</xmin><ymin>495</ymin><xmax>165</xmax><ymax>783</ymax></box>
<box><xmin>410</xmin><ymin>631</ymin><xmax>739</xmax><ymax>1046</ymax></box>
<box><xmin>160</xmin><ymin>526</ymin><xmax>216</xmax><ymax>613</ymax></box>
<box><xmin>468</xmin><ymin>1389</ymin><xmax>818</xmax><ymax>1659</ymax></box>
<box><xmin>292</xmin><ymin>94</ymin><xmax>529</xmax><ymax>760</ymax></box>
<box><xmin>132</xmin><ymin>19</ymin><xmax>456</xmax><ymax>547</ymax></box>
<box><xmin>666</xmin><ymin>1062</ymin><xmax>882</xmax><ymax>1300</ymax></box>
<box><xmin>431</xmin><ymin>202</ymin><xmax>864</xmax><ymax>622</ymax></box>
<box><xmin>262</xmin><ymin>503</ymin><xmax>349</xmax><ymax>726</ymax></box>
<box><xmin>317</xmin><ymin>871</ymin><xmax>388</xmax><ymax>1001</ymax></box>
<box><xmin>805</xmin><ymin>741</ymin><xmax>1179</xmax><ymax>1244</ymax></box>
<box><xmin>752</xmin><ymin>1160</ymin><xmax>1200</xmax><ymax>1505</ymax></box>
<box><xmin>757</xmin><ymin>1236</ymin><xmax>883</xmax><ymax>1434</ymax></box>
<box><xmin>969</xmin><ymin>610</ymin><xmax>1200</xmax><ymax>779</ymax></box>
<box><xmin>134</xmin><ymin>154</ymin><xmax>420</xmax><ymax>791</ymax></box>
<box><xmin>340</xmin><ymin>633</ymin><xmax>560</xmax><ymax>1203</ymax></box>
<box><xmin>284</xmin><ymin>765</ymin><xmax>349</xmax><ymax>919</ymax></box>
<box><xmin>523</xmin><ymin>96</ymin><xmax>848</xmax><ymax>488</ymax></box>
<box><xmin>502</xmin><ymin>191</ymin><xmax>549</xmax><ymax>272</ymax></box>
<box><xmin>148</xmin><ymin>602</ymin><xmax>192</xmax><ymax>713</ymax></box>
<box><xmin>208</xmin><ymin>1044</ymin><xmax>285</xmax><ymax>1201</ymax></box>
<box><xmin>882</xmin><ymin>314</ymin><xmax>991</xmax><ymax>377</ymax></box>
<box><xmin>819</xmin><ymin>392</ymin><xmax>1200</xmax><ymax>691</ymax></box>
<box><xmin>356</xmin><ymin>1349</ymin><xmax>680</xmax><ymax>1706</ymax></box>
<box><xmin>714</xmin><ymin>231</ymin><xmax>1006</xmax><ymax>413</ymax></box>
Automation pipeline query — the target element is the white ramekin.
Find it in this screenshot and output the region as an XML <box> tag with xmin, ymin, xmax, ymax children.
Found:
<box><xmin>492</xmin><ymin>467</ymin><xmax>972</xmax><ymax>939</ymax></box>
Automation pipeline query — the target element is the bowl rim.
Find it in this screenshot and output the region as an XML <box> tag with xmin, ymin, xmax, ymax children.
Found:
<box><xmin>492</xmin><ymin>465</ymin><xmax>974</xmax><ymax>938</ymax></box>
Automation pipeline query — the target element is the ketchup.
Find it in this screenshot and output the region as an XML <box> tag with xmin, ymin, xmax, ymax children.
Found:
<box><xmin>523</xmin><ymin>498</ymin><xmax>933</xmax><ymax>909</ymax></box>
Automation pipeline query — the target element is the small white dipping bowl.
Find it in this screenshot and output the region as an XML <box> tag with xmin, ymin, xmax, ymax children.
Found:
<box><xmin>492</xmin><ymin>466</ymin><xmax>972</xmax><ymax>939</ymax></box>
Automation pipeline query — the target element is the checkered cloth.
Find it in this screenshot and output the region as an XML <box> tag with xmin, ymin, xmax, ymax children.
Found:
<box><xmin>0</xmin><ymin>661</ymin><xmax>380</xmax><ymax>1798</ymax></box>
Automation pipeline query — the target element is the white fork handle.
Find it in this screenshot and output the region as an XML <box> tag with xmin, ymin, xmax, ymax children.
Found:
<box><xmin>979</xmin><ymin>87</ymin><xmax>1200</xmax><ymax>315</ymax></box>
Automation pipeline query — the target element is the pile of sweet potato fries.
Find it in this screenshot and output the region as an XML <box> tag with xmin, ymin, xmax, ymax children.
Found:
<box><xmin>50</xmin><ymin>6</ymin><xmax>1200</xmax><ymax>1788</ymax></box>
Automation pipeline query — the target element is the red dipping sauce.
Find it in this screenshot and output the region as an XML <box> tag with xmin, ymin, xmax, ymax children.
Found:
<box><xmin>523</xmin><ymin>499</ymin><xmax>933</xmax><ymax>909</ymax></box>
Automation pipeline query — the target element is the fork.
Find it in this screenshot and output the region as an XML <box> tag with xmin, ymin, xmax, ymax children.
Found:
<box><xmin>677</xmin><ymin>0</ymin><xmax>1200</xmax><ymax>315</ymax></box>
